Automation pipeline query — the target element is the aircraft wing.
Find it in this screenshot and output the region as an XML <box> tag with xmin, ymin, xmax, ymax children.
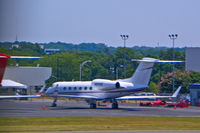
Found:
<box><xmin>55</xmin><ymin>95</ymin><xmax>100</xmax><ymax>100</ymax></box>
<box><xmin>10</xmin><ymin>56</ymin><xmax>42</xmax><ymax>59</ymax></box>
<box><xmin>116</xmin><ymin>86</ymin><xmax>181</xmax><ymax>100</ymax></box>
<box><xmin>0</xmin><ymin>94</ymin><xmax>41</xmax><ymax>99</ymax></box>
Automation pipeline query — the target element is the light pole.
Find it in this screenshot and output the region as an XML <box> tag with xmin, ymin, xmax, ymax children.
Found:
<box><xmin>120</xmin><ymin>34</ymin><xmax>129</xmax><ymax>78</ymax></box>
<box><xmin>168</xmin><ymin>34</ymin><xmax>178</xmax><ymax>93</ymax></box>
<box><xmin>116</xmin><ymin>67</ymin><xmax>118</xmax><ymax>80</ymax></box>
<box><xmin>80</xmin><ymin>60</ymin><xmax>92</xmax><ymax>81</ymax></box>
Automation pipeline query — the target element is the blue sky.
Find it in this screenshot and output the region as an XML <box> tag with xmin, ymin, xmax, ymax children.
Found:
<box><xmin>0</xmin><ymin>0</ymin><xmax>199</xmax><ymax>47</ymax></box>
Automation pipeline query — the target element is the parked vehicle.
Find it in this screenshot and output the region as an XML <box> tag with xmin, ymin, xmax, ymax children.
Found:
<box><xmin>140</xmin><ymin>99</ymin><xmax>167</xmax><ymax>106</ymax></box>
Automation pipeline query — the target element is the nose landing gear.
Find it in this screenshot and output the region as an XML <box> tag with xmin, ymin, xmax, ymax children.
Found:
<box><xmin>51</xmin><ymin>98</ymin><xmax>57</xmax><ymax>107</ymax></box>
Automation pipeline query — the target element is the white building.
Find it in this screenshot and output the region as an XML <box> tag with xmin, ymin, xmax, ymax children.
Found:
<box><xmin>39</xmin><ymin>45</ymin><xmax>44</xmax><ymax>49</ymax></box>
<box><xmin>11</xmin><ymin>44</ymin><xmax>20</xmax><ymax>49</ymax></box>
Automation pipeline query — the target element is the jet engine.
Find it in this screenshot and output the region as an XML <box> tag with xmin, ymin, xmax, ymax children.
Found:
<box><xmin>92</xmin><ymin>79</ymin><xmax>122</xmax><ymax>90</ymax></box>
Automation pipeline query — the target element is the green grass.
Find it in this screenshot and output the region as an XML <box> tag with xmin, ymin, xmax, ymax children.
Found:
<box><xmin>0</xmin><ymin>117</ymin><xmax>200</xmax><ymax>132</ymax></box>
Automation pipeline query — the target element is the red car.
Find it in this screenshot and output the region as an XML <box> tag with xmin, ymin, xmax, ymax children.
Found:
<box><xmin>140</xmin><ymin>100</ymin><xmax>167</xmax><ymax>107</ymax></box>
<box><xmin>167</xmin><ymin>100</ymin><xmax>190</xmax><ymax>108</ymax></box>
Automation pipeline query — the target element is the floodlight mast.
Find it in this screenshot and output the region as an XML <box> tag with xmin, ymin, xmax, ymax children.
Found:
<box><xmin>120</xmin><ymin>35</ymin><xmax>129</xmax><ymax>78</ymax></box>
<box><xmin>168</xmin><ymin>34</ymin><xmax>178</xmax><ymax>93</ymax></box>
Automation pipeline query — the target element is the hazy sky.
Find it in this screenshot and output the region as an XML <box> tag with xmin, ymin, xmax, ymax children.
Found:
<box><xmin>0</xmin><ymin>0</ymin><xmax>200</xmax><ymax>47</ymax></box>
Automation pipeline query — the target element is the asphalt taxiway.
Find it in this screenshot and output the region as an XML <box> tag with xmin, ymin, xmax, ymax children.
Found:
<box><xmin>0</xmin><ymin>99</ymin><xmax>200</xmax><ymax>117</ymax></box>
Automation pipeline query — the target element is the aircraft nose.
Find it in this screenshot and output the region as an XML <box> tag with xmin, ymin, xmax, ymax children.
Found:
<box><xmin>45</xmin><ymin>87</ymin><xmax>54</xmax><ymax>94</ymax></box>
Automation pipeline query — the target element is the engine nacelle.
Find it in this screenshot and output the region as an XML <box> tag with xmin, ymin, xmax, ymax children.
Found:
<box><xmin>115</xmin><ymin>82</ymin><xmax>120</xmax><ymax>88</ymax></box>
<box><xmin>92</xmin><ymin>79</ymin><xmax>121</xmax><ymax>90</ymax></box>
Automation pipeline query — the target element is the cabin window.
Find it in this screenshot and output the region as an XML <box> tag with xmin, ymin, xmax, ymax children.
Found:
<box><xmin>63</xmin><ymin>87</ymin><xmax>66</xmax><ymax>91</ymax></box>
<box><xmin>69</xmin><ymin>87</ymin><xmax>72</xmax><ymax>90</ymax></box>
<box><xmin>84</xmin><ymin>87</ymin><xmax>87</xmax><ymax>90</ymax></box>
<box><xmin>89</xmin><ymin>87</ymin><xmax>92</xmax><ymax>90</ymax></box>
<box><xmin>79</xmin><ymin>87</ymin><xmax>82</xmax><ymax>90</ymax></box>
<box><xmin>74</xmin><ymin>87</ymin><xmax>77</xmax><ymax>90</ymax></box>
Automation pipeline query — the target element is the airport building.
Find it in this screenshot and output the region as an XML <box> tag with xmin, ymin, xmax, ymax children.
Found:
<box><xmin>0</xmin><ymin>66</ymin><xmax>52</xmax><ymax>95</ymax></box>
<box><xmin>186</xmin><ymin>48</ymin><xmax>200</xmax><ymax>106</ymax></box>
<box><xmin>189</xmin><ymin>84</ymin><xmax>200</xmax><ymax>106</ymax></box>
<box><xmin>185</xmin><ymin>47</ymin><xmax>200</xmax><ymax>72</ymax></box>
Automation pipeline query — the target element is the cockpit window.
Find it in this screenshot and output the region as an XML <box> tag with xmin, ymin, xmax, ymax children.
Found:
<box><xmin>52</xmin><ymin>83</ymin><xmax>57</xmax><ymax>88</ymax></box>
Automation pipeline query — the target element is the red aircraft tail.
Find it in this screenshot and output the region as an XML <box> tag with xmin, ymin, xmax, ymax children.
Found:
<box><xmin>0</xmin><ymin>53</ymin><xmax>10</xmax><ymax>85</ymax></box>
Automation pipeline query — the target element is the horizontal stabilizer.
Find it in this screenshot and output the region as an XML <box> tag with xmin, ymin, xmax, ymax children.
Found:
<box><xmin>132</xmin><ymin>58</ymin><xmax>184</xmax><ymax>63</ymax></box>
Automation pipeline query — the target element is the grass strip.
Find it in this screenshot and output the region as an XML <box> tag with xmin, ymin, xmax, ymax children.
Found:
<box><xmin>0</xmin><ymin>117</ymin><xmax>200</xmax><ymax>132</ymax></box>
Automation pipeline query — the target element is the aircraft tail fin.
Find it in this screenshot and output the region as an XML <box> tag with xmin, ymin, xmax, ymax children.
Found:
<box><xmin>121</xmin><ymin>58</ymin><xmax>184</xmax><ymax>86</ymax></box>
<box><xmin>0</xmin><ymin>53</ymin><xmax>10</xmax><ymax>85</ymax></box>
<box><xmin>123</xmin><ymin>58</ymin><xmax>157</xmax><ymax>86</ymax></box>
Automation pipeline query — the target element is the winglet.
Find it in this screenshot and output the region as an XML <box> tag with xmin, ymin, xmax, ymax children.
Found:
<box><xmin>37</xmin><ymin>85</ymin><xmax>46</xmax><ymax>95</ymax></box>
<box><xmin>172</xmin><ymin>86</ymin><xmax>182</xmax><ymax>98</ymax></box>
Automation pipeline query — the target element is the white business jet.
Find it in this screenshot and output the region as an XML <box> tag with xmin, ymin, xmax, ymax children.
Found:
<box><xmin>46</xmin><ymin>58</ymin><xmax>183</xmax><ymax>109</ymax></box>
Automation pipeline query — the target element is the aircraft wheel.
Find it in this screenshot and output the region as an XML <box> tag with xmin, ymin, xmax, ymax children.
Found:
<box><xmin>51</xmin><ymin>98</ymin><xmax>57</xmax><ymax>107</ymax></box>
<box><xmin>90</xmin><ymin>103</ymin><xmax>96</xmax><ymax>109</ymax></box>
<box><xmin>112</xmin><ymin>102</ymin><xmax>118</xmax><ymax>109</ymax></box>
<box><xmin>51</xmin><ymin>103</ymin><xmax>57</xmax><ymax>107</ymax></box>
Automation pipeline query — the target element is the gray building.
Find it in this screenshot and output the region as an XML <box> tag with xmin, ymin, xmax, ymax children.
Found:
<box><xmin>186</xmin><ymin>47</ymin><xmax>200</xmax><ymax>72</ymax></box>
<box><xmin>1</xmin><ymin>66</ymin><xmax>52</xmax><ymax>95</ymax></box>
<box><xmin>189</xmin><ymin>84</ymin><xmax>200</xmax><ymax>106</ymax></box>
<box><xmin>186</xmin><ymin>48</ymin><xmax>200</xmax><ymax>106</ymax></box>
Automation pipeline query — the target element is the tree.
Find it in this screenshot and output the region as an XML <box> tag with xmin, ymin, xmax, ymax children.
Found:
<box><xmin>159</xmin><ymin>70</ymin><xmax>200</xmax><ymax>93</ymax></box>
<box><xmin>148</xmin><ymin>81</ymin><xmax>160</xmax><ymax>93</ymax></box>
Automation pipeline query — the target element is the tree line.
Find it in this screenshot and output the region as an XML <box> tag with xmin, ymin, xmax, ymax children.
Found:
<box><xmin>1</xmin><ymin>42</ymin><xmax>200</xmax><ymax>94</ymax></box>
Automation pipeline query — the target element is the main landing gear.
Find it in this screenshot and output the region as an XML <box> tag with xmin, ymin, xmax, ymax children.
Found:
<box><xmin>90</xmin><ymin>103</ymin><xmax>97</xmax><ymax>109</ymax></box>
<box><xmin>88</xmin><ymin>100</ymin><xmax>119</xmax><ymax>109</ymax></box>
<box><xmin>88</xmin><ymin>100</ymin><xmax>97</xmax><ymax>109</ymax></box>
<box><xmin>51</xmin><ymin>98</ymin><xmax>57</xmax><ymax>107</ymax></box>
<box><xmin>111</xmin><ymin>101</ymin><xmax>118</xmax><ymax>109</ymax></box>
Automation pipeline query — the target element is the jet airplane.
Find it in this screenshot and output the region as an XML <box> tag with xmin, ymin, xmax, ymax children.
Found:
<box><xmin>46</xmin><ymin>58</ymin><xmax>183</xmax><ymax>109</ymax></box>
